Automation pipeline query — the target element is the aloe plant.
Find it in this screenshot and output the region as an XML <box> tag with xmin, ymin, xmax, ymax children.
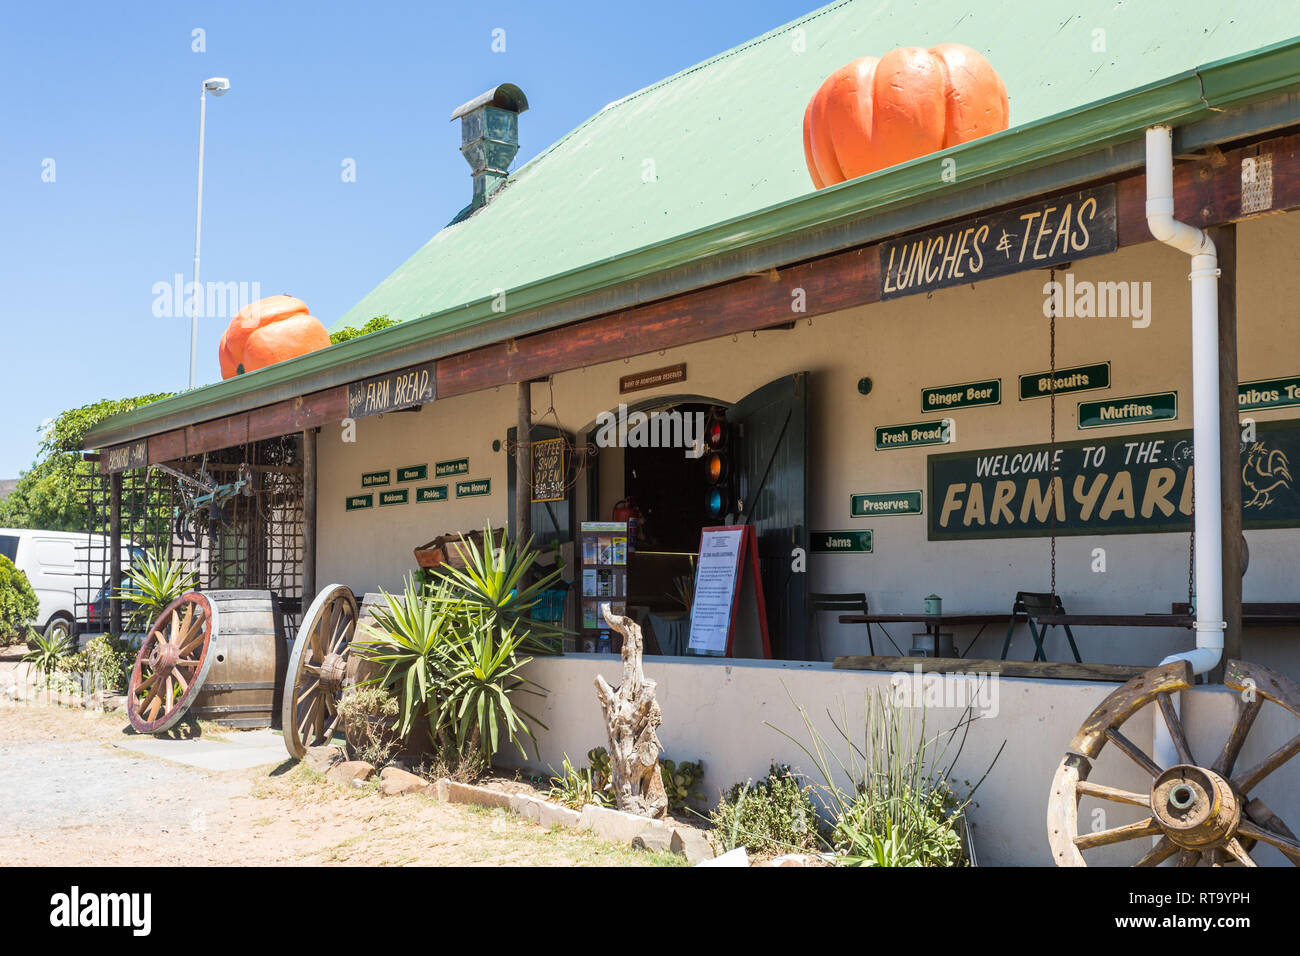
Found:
<box><xmin>24</xmin><ymin>630</ymin><xmax>73</xmax><ymax>677</ymax></box>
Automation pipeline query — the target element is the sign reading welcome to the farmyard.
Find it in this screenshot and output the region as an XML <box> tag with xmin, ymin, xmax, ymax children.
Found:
<box><xmin>928</xmin><ymin>419</ymin><xmax>1300</xmax><ymax>540</ymax></box>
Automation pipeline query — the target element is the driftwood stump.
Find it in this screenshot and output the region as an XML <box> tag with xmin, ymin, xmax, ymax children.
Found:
<box><xmin>595</xmin><ymin>603</ymin><xmax>668</xmax><ymax>819</ymax></box>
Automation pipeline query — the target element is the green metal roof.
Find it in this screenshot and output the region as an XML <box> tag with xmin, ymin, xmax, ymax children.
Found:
<box><xmin>336</xmin><ymin>0</ymin><xmax>1300</xmax><ymax>331</ymax></box>
<box><xmin>85</xmin><ymin>1</ymin><xmax>1300</xmax><ymax>449</ymax></box>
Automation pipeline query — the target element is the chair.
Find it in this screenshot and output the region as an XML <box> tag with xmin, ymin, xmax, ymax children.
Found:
<box><xmin>809</xmin><ymin>593</ymin><xmax>894</xmax><ymax>658</ymax></box>
<box><xmin>1000</xmin><ymin>591</ymin><xmax>1082</xmax><ymax>663</ymax></box>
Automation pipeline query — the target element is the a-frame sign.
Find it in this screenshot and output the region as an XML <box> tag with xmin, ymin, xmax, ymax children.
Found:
<box><xmin>686</xmin><ymin>525</ymin><xmax>773</xmax><ymax>658</ymax></box>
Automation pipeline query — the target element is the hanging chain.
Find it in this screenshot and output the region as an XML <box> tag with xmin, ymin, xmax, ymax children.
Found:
<box><xmin>1049</xmin><ymin>267</ymin><xmax>1057</xmax><ymax>600</ymax></box>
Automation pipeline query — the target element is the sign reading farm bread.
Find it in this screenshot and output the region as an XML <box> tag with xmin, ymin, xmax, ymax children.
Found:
<box><xmin>218</xmin><ymin>295</ymin><xmax>331</xmax><ymax>378</ymax></box>
<box><xmin>803</xmin><ymin>44</ymin><xmax>1009</xmax><ymax>188</ymax></box>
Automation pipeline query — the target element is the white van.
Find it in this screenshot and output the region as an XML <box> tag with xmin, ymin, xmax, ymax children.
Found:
<box><xmin>0</xmin><ymin>529</ymin><xmax>137</xmax><ymax>643</ymax></box>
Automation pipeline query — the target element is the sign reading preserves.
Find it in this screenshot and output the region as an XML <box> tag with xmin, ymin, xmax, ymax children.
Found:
<box><xmin>880</xmin><ymin>185</ymin><xmax>1117</xmax><ymax>299</ymax></box>
<box><xmin>927</xmin><ymin>419</ymin><xmax>1300</xmax><ymax>540</ymax></box>
<box><xmin>851</xmin><ymin>491</ymin><xmax>923</xmax><ymax>517</ymax></box>
<box><xmin>347</xmin><ymin>362</ymin><xmax>435</xmax><ymax>419</ymax></box>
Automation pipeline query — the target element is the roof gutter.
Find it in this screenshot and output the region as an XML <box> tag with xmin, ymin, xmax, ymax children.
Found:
<box><xmin>84</xmin><ymin>36</ymin><xmax>1300</xmax><ymax>450</ymax></box>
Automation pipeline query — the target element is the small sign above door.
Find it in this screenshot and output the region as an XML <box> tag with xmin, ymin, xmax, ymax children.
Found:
<box><xmin>103</xmin><ymin>439</ymin><xmax>148</xmax><ymax>473</ymax></box>
<box><xmin>620</xmin><ymin>363</ymin><xmax>687</xmax><ymax>394</ymax></box>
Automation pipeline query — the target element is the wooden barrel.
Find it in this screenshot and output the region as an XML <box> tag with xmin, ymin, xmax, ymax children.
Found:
<box><xmin>189</xmin><ymin>589</ymin><xmax>289</xmax><ymax>729</ymax></box>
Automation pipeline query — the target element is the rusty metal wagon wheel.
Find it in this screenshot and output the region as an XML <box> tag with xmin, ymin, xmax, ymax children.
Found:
<box><xmin>126</xmin><ymin>593</ymin><xmax>218</xmax><ymax>734</ymax></box>
<box><xmin>1048</xmin><ymin>659</ymin><xmax>1300</xmax><ymax>866</ymax></box>
<box><xmin>282</xmin><ymin>584</ymin><xmax>359</xmax><ymax>759</ymax></box>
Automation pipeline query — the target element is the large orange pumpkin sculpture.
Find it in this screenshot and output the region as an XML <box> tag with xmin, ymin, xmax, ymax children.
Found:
<box><xmin>803</xmin><ymin>44</ymin><xmax>1008</xmax><ymax>188</ymax></box>
<box><xmin>218</xmin><ymin>295</ymin><xmax>331</xmax><ymax>378</ymax></box>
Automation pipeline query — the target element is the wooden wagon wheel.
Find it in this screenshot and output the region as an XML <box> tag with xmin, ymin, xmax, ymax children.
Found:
<box><xmin>282</xmin><ymin>584</ymin><xmax>359</xmax><ymax>759</ymax></box>
<box><xmin>126</xmin><ymin>593</ymin><xmax>218</xmax><ymax>734</ymax></box>
<box><xmin>1048</xmin><ymin>659</ymin><xmax>1300</xmax><ymax>866</ymax></box>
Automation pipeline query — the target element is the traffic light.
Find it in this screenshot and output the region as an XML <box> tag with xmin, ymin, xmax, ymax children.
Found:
<box><xmin>703</xmin><ymin>407</ymin><xmax>733</xmax><ymax>520</ymax></box>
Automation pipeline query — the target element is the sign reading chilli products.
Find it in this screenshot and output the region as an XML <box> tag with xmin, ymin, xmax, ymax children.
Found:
<box><xmin>881</xmin><ymin>185</ymin><xmax>1117</xmax><ymax>299</ymax></box>
<box><xmin>927</xmin><ymin>419</ymin><xmax>1300</xmax><ymax>540</ymax></box>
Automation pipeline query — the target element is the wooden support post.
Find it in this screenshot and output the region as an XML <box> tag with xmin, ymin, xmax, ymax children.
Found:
<box><xmin>1210</xmin><ymin>223</ymin><xmax>1242</xmax><ymax>684</ymax></box>
<box><xmin>515</xmin><ymin>381</ymin><xmax>531</xmax><ymax>543</ymax></box>
<box><xmin>109</xmin><ymin>471</ymin><xmax>122</xmax><ymax>636</ymax></box>
<box><xmin>302</xmin><ymin>428</ymin><xmax>317</xmax><ymax>603</ymax></box>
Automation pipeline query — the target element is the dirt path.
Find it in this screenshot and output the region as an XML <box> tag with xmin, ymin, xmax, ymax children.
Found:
<box><xmin>0</xmin><ymin>702</ymin><xmax>684</xmax><ymax>867</ymax></box>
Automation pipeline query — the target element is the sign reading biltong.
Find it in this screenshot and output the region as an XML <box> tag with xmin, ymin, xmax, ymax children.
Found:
<box><xmin>346</xmin><ymin>494</ymin><xmax>373</xmax><ymax>512</ymax></box>
<box><xmin>927</xmin><ymin>418</ymin><xmax>1300</xmax><ymax>540</ymax></box>
<box><xmin>347</xmin><ymin>362</ymin><xmax>435</xmax><ymax>419</ymax></box>
<box><xmin>103</xmin><ymin>439</ymin><xmax>148</xmax><ymax>473</ymax></box>
<box><xmin>881</xmin><ymin>185</ymin><xmax>1116</xmax><ymax>300</ymax></box>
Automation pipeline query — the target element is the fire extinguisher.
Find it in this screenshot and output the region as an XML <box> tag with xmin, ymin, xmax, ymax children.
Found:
<box><xmin>612</xmin><ymin>497</ymin><xmax>641</xmax><ymax>550</ymax></box>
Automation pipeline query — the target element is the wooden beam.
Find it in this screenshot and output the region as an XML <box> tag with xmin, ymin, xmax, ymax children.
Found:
<box><xmin>109</xmin><ymin>472</ymin><xmax>122</xmax><ymax>636</ymax></box>
<box><xmin>515</xmin><ymin>382</ymin><xmax>531</xmax><ymax>543</ymax></box>
<box><xmin>833</xmin><ymin>655</ymin><xmax>1151</xmax><ymax>682</ymax></box>
<box><xmin>1211</xmin><ymin>222</ymin><xmax>1243</xmax><ymax>684</ymax></box>
<box><xmin>301</xmin><ymin>428</ymin><xmax>317</xmax><ymax>603</ymax></box>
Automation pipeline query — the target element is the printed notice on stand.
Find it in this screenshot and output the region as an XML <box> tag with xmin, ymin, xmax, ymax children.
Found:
<box><xmin>687</xmin><ymin>528</ymin><xmax>744</xmax><ymax>655</ymax></box>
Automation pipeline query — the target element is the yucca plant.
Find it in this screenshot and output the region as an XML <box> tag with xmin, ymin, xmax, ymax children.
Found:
<box><xmin>430</xmin><ymin>527</ymin><xmax>566</xmax><ymax>655</ymax></box>
<box><xmin>353</xmin><ymin>575</ymin><xmax>453</xmax><ymax>742</ymax></box>
<box><xmin>117</xmin><ymin>548</ymin><xmax>199</xmax><ymax>633</ymax></box>
<box><xmin>439</xmin><ymin>615</ymin><xmax>546</xmax><ymax>760</ymax></box>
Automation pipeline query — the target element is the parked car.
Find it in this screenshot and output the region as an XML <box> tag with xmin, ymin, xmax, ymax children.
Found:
<box><xmin>0</xmin><ymin>529</ymin><xmax>142</xmax><ymax>642</ymax></box>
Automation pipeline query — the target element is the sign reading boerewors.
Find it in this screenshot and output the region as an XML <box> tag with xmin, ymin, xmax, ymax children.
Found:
<box><xmin>928</xmin><ymin>419</ymin><xmax>1300</xmax><ymax>540</ymax></box>
<box><xmin>881</xmin><ymin>185</ymin><xmax>1117</xmax><ymax>299</ymax></box>
<box><xmin>347</xmin><ymin>362</ymin><xmax>436</xmax><ymax>419</ymax></box>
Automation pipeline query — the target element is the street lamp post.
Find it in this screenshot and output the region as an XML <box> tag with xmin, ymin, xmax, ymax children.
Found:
<box><xmin>190</xmin><ymin>76</ymin><xmax>230</xmax><ymax>389</ymax></box>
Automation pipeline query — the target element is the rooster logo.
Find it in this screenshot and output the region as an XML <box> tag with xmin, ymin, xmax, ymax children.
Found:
<box><xmin>1242</xmin><ymin>442</ymin><xmax>1293</xmax><ymax>511</ymax></box>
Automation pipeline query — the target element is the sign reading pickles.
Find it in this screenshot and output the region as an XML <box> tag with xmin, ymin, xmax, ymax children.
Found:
<box><xmin>928</xmin><ymin>419</ymin><xmax>1300</xmax><ymax>540</ymax></box>
<box><xmin>881</xmin><ymin>185</ymin><xmax>1116</xmax><ymax>299</ymax></box>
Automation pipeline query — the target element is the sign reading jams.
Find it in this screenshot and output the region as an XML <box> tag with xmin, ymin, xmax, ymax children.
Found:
<box><xmin>927</xmin><ymin>418</ymin><xmax>1300</xmax><ymax>540</ymax></box>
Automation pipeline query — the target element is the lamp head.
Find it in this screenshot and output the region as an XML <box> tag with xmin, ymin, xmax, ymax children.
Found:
<box><xmin>203</xmin><ymin>77</ymin><xmax>231</xmax><ymax>96</ymax></box>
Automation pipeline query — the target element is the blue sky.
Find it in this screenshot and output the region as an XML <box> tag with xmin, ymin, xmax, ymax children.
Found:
<box><xmin>0</xmin><ymin>0</ymin><xmax>814</xmax><ymax>477</ymax></box>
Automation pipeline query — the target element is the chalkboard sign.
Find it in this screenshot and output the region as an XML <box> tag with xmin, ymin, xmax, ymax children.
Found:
<box><xmin>531</xmin><ymin>437</ymin><xmax>566</xmax><ymax>503</ymax></box>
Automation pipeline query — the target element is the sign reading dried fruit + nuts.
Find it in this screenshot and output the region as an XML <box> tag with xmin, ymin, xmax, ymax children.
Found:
<box><xmin>347</xmin><ymin>362</ymin><xmax>436</xmax><ymax>419</ymax></box>
<box><xmin>881</xmin><ymin>185</ymin><xmax>1117</xmax><ymax>299</ymax></box>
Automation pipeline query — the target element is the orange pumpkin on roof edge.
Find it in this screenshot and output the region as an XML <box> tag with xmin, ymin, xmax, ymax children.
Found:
<box><xmin>218</xmin><ymin>295</ymin><xmax>332</xmax><ymax>379</ymax></box>
<box><xmin>803</xmin><ymin>44</ymin><xmax>1009</xmax><ymax>188</ymax></box>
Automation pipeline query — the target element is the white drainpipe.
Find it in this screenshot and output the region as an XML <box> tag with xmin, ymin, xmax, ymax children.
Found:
<box><xmin>1144</xmin><ymin>125</ymin><xmax>1226</xmax><ymax>778</ymax></box>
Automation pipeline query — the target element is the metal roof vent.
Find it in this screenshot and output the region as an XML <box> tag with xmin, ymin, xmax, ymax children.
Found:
<box><xmin>450</xmin><ymin>83</ymin><xmax>529</xmax><ymax>219</ymax></box>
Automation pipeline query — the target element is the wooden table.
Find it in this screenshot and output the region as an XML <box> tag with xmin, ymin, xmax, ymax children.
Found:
<box><xmin>837</xmin><ymin>612</ymin><xmax>1012</xmax><ymax>658</ymax></box>
<box><xmin>1035</xmin><ymin>613</ymin><xmax>1193</xmax><ymax>628</ymax></box>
